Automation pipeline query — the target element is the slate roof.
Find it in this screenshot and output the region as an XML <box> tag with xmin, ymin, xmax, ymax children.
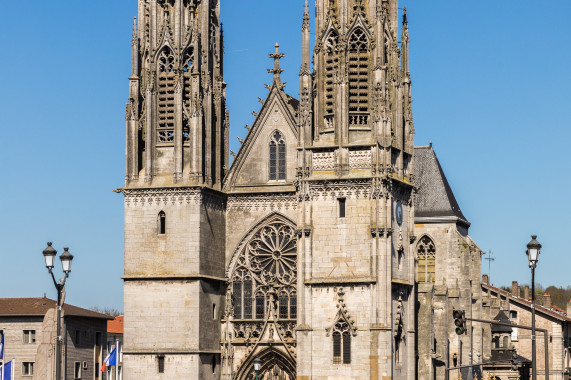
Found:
<box><xmin>0</xmin><ymin>298</ymin><xmax>112</xmax><ymax>320</ymax></box>
<box><xmin>491</xmin><ymin>310</ymin><xmax>513</xmax><ymax>333</ymax></box>
<box><xmin>414</xmin><ymin>146</ymin><xmax>470</xmax><ymax>226</ymax></box>
<box><xmin>285</xmin><ymin>93</ymin><xmax>299</xmax><ymax>111</ymax></box>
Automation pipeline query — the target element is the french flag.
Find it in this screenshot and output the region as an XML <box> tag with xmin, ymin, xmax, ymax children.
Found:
<box><xmin>101</xmin><ymin>345</ymin><xmax>117</xmax><ymax>372</ymax></box>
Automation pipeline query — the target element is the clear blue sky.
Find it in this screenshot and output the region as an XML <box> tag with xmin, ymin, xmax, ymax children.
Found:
<box><xmin>0</xmin><ymin>1</ymin><xmax>569</xmax><ymax>312</ymax></box>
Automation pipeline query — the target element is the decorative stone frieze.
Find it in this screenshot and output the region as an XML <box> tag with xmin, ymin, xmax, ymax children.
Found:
<box><xmin>227</xmin><ymin>194</ymin><xmax>297</xmax><ymax>211</ymax></box>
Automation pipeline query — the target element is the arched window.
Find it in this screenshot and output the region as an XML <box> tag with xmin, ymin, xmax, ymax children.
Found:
<box><xmin>157</xmin><ymin>48</ymin><xmax>175</xmax><ymax>143</ymax></box>
<box><xmin>158</xmin><ymin>211</ymin><xmax>166</xmax><ymax>235</ymax></box>
<box><xmin>332</xmin><ymin>320</ymin><xmax>351</xmax><ymax>364</ymax></box>
<box><xmin>182</xmin><ymin>48</ymin><xmax>194</xmax><ymax>144</ymax></box>
<box><xmin>269</xmin><ymin>131</ymin><xmax>286</xmax><ymax>181</ymax></box>
<box><xmin>417</xmin><ymin>236</ymin><xmax>436</xmax><ymax>282</ymax></box>
<box><xmin>324</xmin><ymin>30</ymin><xmax>339</xmax><ymax>129</ymax></box>
<box><xmin>503</xmin><ymin>336</ymin><xmax>509</xmax><ymax>348</ymax></box>
<box><xmin>230</xmin><ymin>220</ymin><xmax>296</xmax><ymax>320</ymax></box>
<box><xmin>348</xmin><ymin>28</ymin><xmax>369</xmax><ymax>127</ymax></box>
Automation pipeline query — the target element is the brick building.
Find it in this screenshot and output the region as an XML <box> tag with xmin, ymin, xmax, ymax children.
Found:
<box><xmin>0</xmin><ymin>298</ymin><xmax>111</xmax><ymax>380</ymax></box>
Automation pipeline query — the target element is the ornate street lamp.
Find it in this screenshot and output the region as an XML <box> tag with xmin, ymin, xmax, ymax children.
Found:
<box><xmin>253</xmin><ymin>357</ymin><xmax>261</xmax><ymax>380</ymax></box>
<box><xmin>42</xmin><ymin>242</ymin><xmax>74</xmax><ymax>380</ymax></box>
<box><xmin>526</xmin><ymin>235</ymin><xmax>542</xmax><ymax>380</ymax></box>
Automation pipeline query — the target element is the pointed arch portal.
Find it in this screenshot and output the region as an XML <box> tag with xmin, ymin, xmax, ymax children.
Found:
<box><xmin>236</xmin><ymin>347</ymin><xmax>296</xmax><ymax>380</ymax></box>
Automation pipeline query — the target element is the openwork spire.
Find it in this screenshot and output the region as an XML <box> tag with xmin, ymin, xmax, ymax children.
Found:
<box><xmin>268</xmin><ymin>43</ymin><xmax>285</xmax><ymax>87</ymax></box>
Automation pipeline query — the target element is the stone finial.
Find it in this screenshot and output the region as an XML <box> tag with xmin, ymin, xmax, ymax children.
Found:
<box><xmin>482</xmin><ymin>274</ymin><xmax>489</xmax><ymax>284</ymax></box>
<box><xmin>268</xmin><ymin>43</ymin><xmax>285</xmax><ymax>86</ymax></box>
<box><xmin>302</xmin><ymin>0</ymin><xmax>310</xmax><ymax>32</ymax></box>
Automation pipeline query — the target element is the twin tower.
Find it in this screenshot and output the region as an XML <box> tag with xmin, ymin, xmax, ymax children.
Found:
<box><xmin>121</xmin><ymin>0</ymin><xmax>416</xmax><ymax>379</ymax></box>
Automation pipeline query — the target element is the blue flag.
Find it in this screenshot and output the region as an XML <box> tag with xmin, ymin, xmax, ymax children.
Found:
<box><xmin>0</xmin><ymin>334</ymin><xmax>4</xmax><ymax>359</ymax></box>
<box><xmin>3</xmin><ymin>360</ymin><xmax>12</xmax><ymax>380</ymax></box>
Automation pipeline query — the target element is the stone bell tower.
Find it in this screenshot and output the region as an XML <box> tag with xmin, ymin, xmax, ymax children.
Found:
<box><xmin>125</xmin><ymin>0</ymin><xmax>228</xmax><ymax>187</ymax></box>
<box><xmin>296</xmin><ymin>0</ymin><xmax>416</xmax><ymax>378</ymax></box>
<box><xmin>121</xmin><ymin>1</ymin><xmax>226</xmax><ymax>379</ymax></box>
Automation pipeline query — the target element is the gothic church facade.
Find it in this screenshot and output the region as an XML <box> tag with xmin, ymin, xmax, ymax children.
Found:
<box><xmin>119</xmin><ymin>1</ymin><xmax>485</xmax><ymax>379</ymax></box>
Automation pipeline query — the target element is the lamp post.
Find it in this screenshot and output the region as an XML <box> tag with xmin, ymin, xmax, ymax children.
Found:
<box><xmin>526</xmin><ymin>235</ymin><xmax>542</xmax><ymax>380</ymax></box>
<box><xmin>253</xmin><ymin>357</ymin><xmax>261</xmax><ymax>380</ymax></box>
<box><xmin>42</xmin><ymin>242</ymin><xmax>74</xmax><ymax>380</ymax></box>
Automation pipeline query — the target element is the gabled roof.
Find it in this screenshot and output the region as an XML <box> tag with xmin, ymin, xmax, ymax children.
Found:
<box><xmin>482</xmin><ymin>283</ymin><xmax>571</xmax><ymax>322</ymax></box>
<box><xmin>0</xmin><ymin>298</ymin><xmax>113</xmax><ymax>320</ymax></box>
<box><xmin>223</xmin><ymin>80</ymin><xmax>299</xmax><ymax>191</ymax></box>
<box><xmin>414</xmin><ymin>146</ymin><xmax>470</xmax><ymax>227</ymax></box>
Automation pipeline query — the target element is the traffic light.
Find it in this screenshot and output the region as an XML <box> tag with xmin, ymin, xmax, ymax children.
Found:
<box><xmin>452</xmin><ymin>309</ymin><xmax>466</xmax><ymax>335</ymax></box>
<box><xmin>511</xmin><ymin>351</ymin><xmax>519</xmax><ymax>371</ymax></box>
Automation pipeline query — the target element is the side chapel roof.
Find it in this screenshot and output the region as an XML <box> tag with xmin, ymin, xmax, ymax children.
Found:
<box><xmin>413</xmin><ymin>145</ymin><xmax>470</xmax><ymax>227</ymax></box>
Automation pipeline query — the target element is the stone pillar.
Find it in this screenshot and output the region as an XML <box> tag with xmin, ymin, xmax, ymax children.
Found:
<box><xmin>482</xmin><ymin>274</ymin><xmax>489</xmax><ymax>284</ymax></box>
<box><xmin>524</xmin><ymin>285</ymin><xmax>530</xmax><ymax>300</ymax></box>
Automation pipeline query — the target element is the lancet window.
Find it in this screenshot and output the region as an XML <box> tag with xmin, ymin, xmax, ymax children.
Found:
<box><xmin>332</xmin><ymin>320</ymin><xmax>351</xmax><ymax>364</ymax></box>
<box><xmin>417</xmin><ymin>236</ymin><xmax>436</xmax><ymax>283</ymax></box>
<box><xmin>182</xmin><ymin>49</ymin><xmax>194</xmax><ymax>143</ymax></box>
<box><xmin>157</xmin><ymin>48</ymin><xmax>175</xmax><ymax>143</ymax></box>
<box><xmin>324</xmin><ymin>30</ymin><xmax>339</xmax><ymax>129</ymax></box>
<box><xmin>230</xmin><ymin>220</ymin><xmax>297</xmax><ymax>321</ymax></box>
<box><xmin>348</xmin><ymin>28</ymin><xmax>369</xmax><ymax>127</ymax></box>
<box><xmin>269</xmin><ymin>131</ymin><xmax>286</xmax><ymax>181</ymax></box>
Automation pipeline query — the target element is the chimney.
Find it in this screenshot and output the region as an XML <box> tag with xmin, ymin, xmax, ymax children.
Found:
<box><xmin>524</xmin><ymin>285</ymin><xmax>530</xmax><ymax>300</ymax></box>
<box><xmin>482</xmin><ymin>274</ymin><xmax>489</xmax><ymax>284</ymax></box>
<box><xmin>544</xmin><ymin>293</ymin><xmax>551</xmax><ymax>309</ymax></box>
<box><xmin>567</xmin><ymin>300</ymin><xmax>571</xmax><ymax>316</ymax></box>
<box><xmin>512</xmin><ymin>281</ymin><xmax>519</xmax><ymax>297</ymax></box>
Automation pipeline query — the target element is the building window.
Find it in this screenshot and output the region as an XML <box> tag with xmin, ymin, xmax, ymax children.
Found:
<box><xmin>348</xmin><ymin>28</ymin><xmax>369</xmax><ymax>127</ymax></box>
<box><xmin>211</xmin><ymin>355</ymin><xmax>216</xmax><ymax>374</ymax></box>
<box><xmin>23</xmin><ymin>330</ymin><xmax>36</xmax><ymax>344</ymax></box>
<box><xmin>182</xmin><ymin>48</ymin><xmax>194</xmax><ymax>144</ymax></box>
<box><xmin>324</xmin><ymin>30</ymin><xmax>339</xmax><ymax>128</ymax></box>
<box><xmin>332</xmin><ymin>321</ymin><xmax>351</xmax><ymax>364</ymax></box>
<box><xmin>510</xmin><ymin>311</ymin><xmax>518</xmax><ymax>341</ymax></box>
<box><xmin>74</xmin><ymin>362</ymin><xmax>82</xmax><ymax>379</ymax></box>
<box><xmin>230</xmin><ymin>217</ymin><xmax>296</xmax><ymax>322</ymax></box>
<box><xmin>417</xmin><ymin>236</ymin><xmax>436</xmax><ymax>283</ymax></box>
<box><xmin>338</xmin><ymin>198</ymin><xmax>346</xmax><ymax>218</ymax></box>
<box><xmin>158</xmin><ymin>211</ymin><xmax>166</xmax><ymax>235</ymax></box>
<box><xmin>157</xmin><ymin>355</ymin><xmax>165</xmax><ymax>373</ymax></box>
<box><xmin>269</xmin><ymin>131</ymin><xmax>286</xmax><ymax>181</ymax></box>
<box><xmin>75</xmin><ymin>330</ymin><xmax>81</xmax><ymax>345</ymax></box>
<box><xmin>157</xmin><ymin>48</ymin><xmax>176</xmax><ymax>144</ymax></box>
<box><xmin>22</xmin><ymin>362</ymin><xmax>34</xmax><ymax>376</ymax></box>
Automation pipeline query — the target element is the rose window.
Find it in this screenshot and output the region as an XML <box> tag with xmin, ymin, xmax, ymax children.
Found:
<box><xmin>231</xmin><ymin>220</ymin><xmax>297</xmax><ymax>320</ymax></box>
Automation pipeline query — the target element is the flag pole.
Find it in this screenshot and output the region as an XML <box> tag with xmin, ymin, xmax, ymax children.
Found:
<box><xmin>115</xmin><ymin>339</ymin><xmax>119</xmax><ymax>380</ymax></box>
<box><xmin>2</xmin><ymin>328</ymin><xmax>6</xmax><ymax>380</ymax></box>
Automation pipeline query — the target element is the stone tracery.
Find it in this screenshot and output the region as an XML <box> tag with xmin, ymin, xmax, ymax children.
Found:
<box><xmin>230</xmin><ymin>218</ymin><xmax>297</xmax><ymax>321</ymax></box>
